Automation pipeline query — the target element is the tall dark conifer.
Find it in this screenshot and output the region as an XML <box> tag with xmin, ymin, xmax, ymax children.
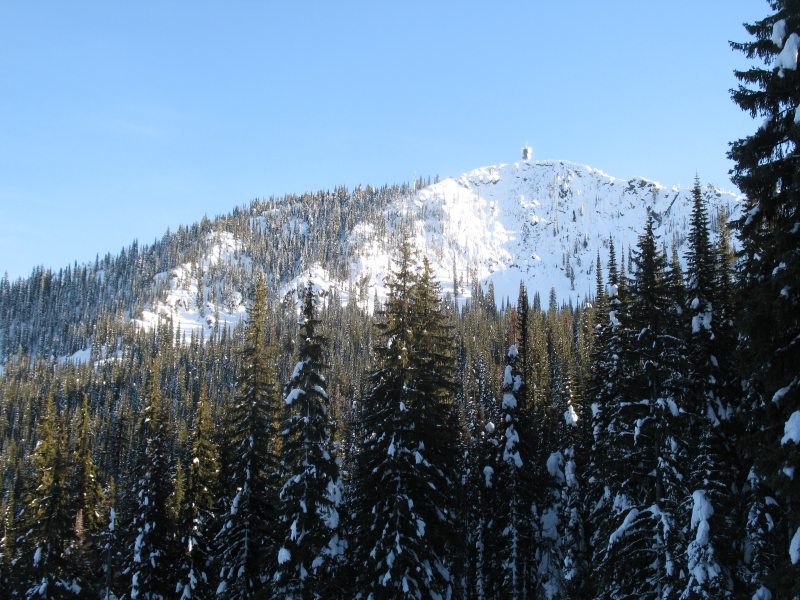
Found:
<box><xmin>176</xmin><ymin>385</ymin><xmax>219</xmax><ymax>599</ymax></box>
<box><xmin>128</xmin><ymin>360</ymin><xmax>176</xmax><ymax>600</ymax></box>
<box><xmin>681</xmin><ymin>178</ymin><xmax>736</xmax><ymax>597</ymax></box>
<box><xmin>355</xmin><ymin>244</ymin><xmax>460</xmax><ymax>599</ymax></box>
<box><xmin>274</xmin><ymin>283</ymin><xmax>343</xmax><ymax>598</ymax></box>
<box><xmin>489</xmin><ymin>344</ymin><xmax>536</xmax><ymax>599</ymax></box>
<box><xmin>214</xmin><ymin>277</ymin><xmax>281</xmax><ymax>599</ymax></box>
<box><xmin>728</xmin><ymin>3</ymin><xmax>800</xmax><ymax>596</ymax></box>
<box><xmin>70</xmin><ymin>396</ymin><xmax>106</xmax><ymax>593</ymax></box>
<box><xmin>20</xmin><ymin>398</ymin><xmax>77</xmax><ymax>599</ymax></box>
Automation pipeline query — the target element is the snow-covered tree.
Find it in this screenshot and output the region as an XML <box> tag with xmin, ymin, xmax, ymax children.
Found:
<box><xmin>489</xmin><ymin>343</ymin><xmax>537</xmax><ymax>599</ymax></box>
<box><xmin>355</xmin><ymin>244</ymin><xmax>460</xmax><ymax>599</ymax></box>
<box><xmin>274</xmin><ymin>283</ymin><xmax>344</xmax><ymax>598</ymax></box>
<box><xmin>728</xmin><ymin>2</ymin><xmax>800</xmax><ymax>596</ymax></box>
<box><xmin>175</xmin><ymin>385</ymin><xmax>219</xmax><ymax>600</ymax></box>
<box><xmin>680</xmin><ymin>178</ymin><xmax>737</xmax><ymax>598</ymax></box>
<box><xmin>127</xmin><ymin>361</ymin><xmax>176</xmax><ymax>600</ymax></box>
<box><xmin>214</xmin><ymin>277</ymin><xmax>281</xmax><ymax>599</ymax></box>
<box><xmin>19</xmin><ymin>398</ymin><xmax>79</xmax><ymax>599</ymax></box>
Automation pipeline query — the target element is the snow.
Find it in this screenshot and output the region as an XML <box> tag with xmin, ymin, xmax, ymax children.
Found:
<box><xmin>507</xmin><ymin>344</ymin><xmax>518</xmax><ymax>358</ymax></box>
<box><xmin>784</xmin><ymin>466</ymin><xmax>795</xmax><ymax>479</ymax></box>
<box><xmin>547</xmin><ymin>451</ymin><xmax>565</xmax><ymax>481</ymax></box>
<box><xmin>690</xmin><ymin>490</ymin><xmax>713</xmax><ymax>545</ymax></box>
<box><xmin>33</xmin><ymin>546</ymin><xmax>42</xmax><ymax>566</ymax></box>
<box><xmin>503</xmin><ymin>365</ymin><xmax>513</xmax><ymax>387</ymax></box>
<box><xmin>291</xmin><ymin>360</ymin><xmax>307</xmax><ymax>380</ymax></box>
<box><xmin>753</xmin><ymin>586</ymin><xmax>773</xmax><ymax>600</ymax></box>
<box><xmin>772</xmin><ymin>19</ymin><xmax>786</xmax><ymax>47</ymax></box>
<box><xmin>564</xmin><ymin>405</ymin><xmax>578</xmax><ymax>426</ymax></box>
<box><xmin>485</xmin><ymin>421</ymin><xmax>495</xmax><ymax>433</ymax></box>
<box><xmin>502</xmin><ymin>393</ymin><xmax>517</xmax><ymax>409</ymax></box>
<box><xmin>483</xmin><ymin>465</ymin><xmax>494</xmax><ymax>487</ymax></box>
<box><xmin>781</xmin><ymin>410</ymin><xmax>800</xmax><ymax>445</ymax></box>
<box><xmin>777</xmin><ymin>33</ymin><xmax>800</xmax><ymax>74</ymax></box>
<box><xmin>790</xmin><ymin>526</ymin><xmax>800</xmax><ymax>564</ymax></box>
<box><xmin>278</xmin><ymin>548</ymin><xmax>291</xmax><ymax>565</ymax></box>
<box><xmin>285</xmin><ymin>388</ymin><xmax>306</xmax><ymax>405</ymax></box>
<box><xmin>608</xmin><ymin>508</ymin><xmax>639</xmax><ymax>548</ymax></box>
<box><xmin>772</xmin><ymin>377</ymin><xmax>796</xmax><ymax>403</ymax></box>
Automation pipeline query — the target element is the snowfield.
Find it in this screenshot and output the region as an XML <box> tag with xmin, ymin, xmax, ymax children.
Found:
<box><xmin>133</xmin><ymin>158</ymin><xmax>742</xmax><ymax>342</ymax></box>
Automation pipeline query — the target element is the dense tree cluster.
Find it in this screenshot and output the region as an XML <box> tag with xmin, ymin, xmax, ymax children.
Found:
<box><xmin>1</xmin><ymin>1</ymin><xmax>800</xmax><ymax>598</ymax></box>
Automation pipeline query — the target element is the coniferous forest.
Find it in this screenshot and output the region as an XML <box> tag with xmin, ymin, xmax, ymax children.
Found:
<box><xmin>1</xmin><ymin>3</ymin><xmax>800</xmax><ymax>599</ymax></box>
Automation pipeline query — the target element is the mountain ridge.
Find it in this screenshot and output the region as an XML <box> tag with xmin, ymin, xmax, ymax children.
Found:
<box><xmin>0</xmin><ymin>156</ymin><xmax>742</xmax><ymax>363</ymax></box>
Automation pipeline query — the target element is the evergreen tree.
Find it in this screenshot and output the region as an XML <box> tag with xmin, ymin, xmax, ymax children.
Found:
<box><xmin>680</xmin><ymin>178</ymin><xmax>736</xmax><ymax>597</ymax></box>
<box><xmin>274</xmin><ymin>283</ymin><xmax>344</xmax><ymax>598</ymax></box>
<box><xmin>176</xmin><ymin>384</ymin><xmax>219</xmax><ymax>599</ymax></box>
<box><xmin>489</xmin><ymin>343</ymin><xmax>536</xmax><ymax>599</ymax></box>
<box><xmin>728</xmin><ymin>2</ymin><xmax>800</xmax><ymax>596</ymax></box>
<box><xmin>214</xmin><ymin>277</ymin><xmax>281</xmax><ymax>599</ymax></box>
<box><xmin>70</xmin><ymin>396</ymin><xmax>107</xmax><ymax>593</ymax></box>
<box><xmin>128</xmin><ymin>361</ymin><xmax>176</xmax><ymax>600</ymax></box>
<box><xmin>19</xmin><ymin>398</ymin><xmax>79</xmax><ymax>599</ymax></box>
<box><xmin>355</xmin><ymin>244</ymin><xmax>460</xmax><ymax>599</ymax></box>
<box><xmin>588</xmin><ymin>220</ymin><xmax>685</xmax><ymax>598</ymax></box>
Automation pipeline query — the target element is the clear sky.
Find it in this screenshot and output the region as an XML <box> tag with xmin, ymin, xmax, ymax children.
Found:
<box><xmin>0</xmin><ymin>1</ymin><xmax>766</xmax><ymax>280</ymax></box>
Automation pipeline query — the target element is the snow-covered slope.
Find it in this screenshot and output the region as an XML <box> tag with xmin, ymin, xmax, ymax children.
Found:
<box><xmin>139</xmin><ymin>159</ymin><xmax>742</xmax><ymax>339</ymax></box>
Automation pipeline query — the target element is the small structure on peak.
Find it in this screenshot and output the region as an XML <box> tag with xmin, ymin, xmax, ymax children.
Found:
<box><xmin>522</xmin><ymin>144</ymin><xmax>532</xmax><ymax>161</ymax></box>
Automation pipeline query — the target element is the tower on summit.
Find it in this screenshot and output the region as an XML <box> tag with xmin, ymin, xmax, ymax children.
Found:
<box><xmin>522</xmin><ymin>144</ymin><xmax>532</xmax><ymax>161</ymax></box>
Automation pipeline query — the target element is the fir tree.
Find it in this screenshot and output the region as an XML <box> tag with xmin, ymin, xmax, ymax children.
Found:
<box><xmin>176</xmin><ymin>384</ymin><xmax>219</xmax><ymax>599</ymax></box>
<box><xmin>355</xmin><ymin>244</ymin><xmax>460</xmax><ymax>599</ymax></box>
<box><xmin>680</xmin><ymin>178</ymin><xmax>736</xmax><ymax>597</ymax></box>
<box><xmin>69</xmin><ymin>395</ymin><xmax>107</xmax><ymax>594</ymax></box>
<box><xmin>489</xmin><ymin>343</ymin><xmax>536</xmax><ymax>599</ymax></box>
<box><xmin>728</xmin><ymin>2</ymin><xmax>800</xmax><ymax>596</ymax></box>
<box><xmin>19</xmin><ymin>398</ymin><xmax>79</xmax><ymax>599</ymax></box>
<box><xmin>214</xmin><ymin>277</ymin><xmax>281</xmax><ymax>599</ymax></box>
<box><xmin>128</xmin><ymin>361</ymin><xmax>176</xmax><ymax>600</ymax></box>
<box><xmin>274</xmin><ymin>283</ymin><xmax>344</xmax><ymax>598</ymax></box>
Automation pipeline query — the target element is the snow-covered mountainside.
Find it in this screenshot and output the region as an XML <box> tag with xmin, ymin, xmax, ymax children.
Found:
<box><xmin>137</xmin><ymin>158</ymin><xmax>741</xmax><ymax>342</ymax></box>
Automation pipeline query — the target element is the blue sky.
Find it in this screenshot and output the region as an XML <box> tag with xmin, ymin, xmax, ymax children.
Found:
<box><xmin>0</xmin><ymin>1</ymin><xmax>765</xmax><ymax>280</ymax></box>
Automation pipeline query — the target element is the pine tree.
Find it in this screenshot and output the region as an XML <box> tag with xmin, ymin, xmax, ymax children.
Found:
<box><xmin>355</xmin><ymin>244</ymin><xmax>460</xmax><ymax>599</ymax></box>
<box><xmin>728</xmin><ymin>3</ymin><xmax>800</xmax><ymax>596</ymax></box>
<box><xmin>214</xmin><ymin>277</ymin><xmax>281</xmax><ymax>599</ymax></box>
<box><xmin>274</xmin><ymin>283</ymin><xmax>344</xmax><ymax>598</ymax></box>
<box><xmin>176</xmin><ymin>384</ymin><xmax>219</xmax><ymax>599</ymax></box>
<box><xmin>128</xmin><ymin>361</ymin><xmax>176</xmax><ymax>600</ymax></box>
<box><xmin>19</xmin><ymin>398</ymin><xmax>79</xmax><ymax>599</ymax></box>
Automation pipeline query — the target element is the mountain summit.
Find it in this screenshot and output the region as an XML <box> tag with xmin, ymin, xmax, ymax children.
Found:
<box><xmin>136</xmin><ymin>158</ymin><xmax>741</xmax><ymax>342</ymax></box>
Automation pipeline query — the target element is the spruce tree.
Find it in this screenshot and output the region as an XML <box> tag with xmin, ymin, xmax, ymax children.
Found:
<box><xmin>728</xmin><ymin>3</ymin><xmax>800</xmax><ymax>596</ymax></box>
<box><xmin>680</xmin><ymin>178</ymin><xmax>736</xmax><ymax>597</ymax></box>
<box><xmin>175</xmin><ymin>384</ymin><xmax>219</xmax><ymax>599</ymax></box>
<box><xmin>19</xmin><ymin>398</ymin><xmax>78</xmax><ymax>599</ymax></box>
<box><xmin>355</xmin><ymin>244</ymin><xmax>460</xmax><ymax>599</ymax></box>
<box><xmin>274</xmin><ymin>283</ymin><xmax>343</xmax><ymax>598</ymax></box>
<box><xmin>588</xmin><ymin>220</ymin><xmax>686</xmax><ymax>598</ymax></box>
<box><xmin>214</xmin><ymin>277</ymin><xmax>281</xmax><ymax>599</ymax></box>
<box><xmin>128</xmin><ymin>361</ymin><xmax>176</xmax><ymax>600</ymax></box>
<box><xmin>71</xmin><ymin>395</ymin><xmax>106</xmax><ymax>591</ymax></box>
<box><xmin>489</xmin><ymin>343</ymin><xmax>536</xmax><ymax>599</ymax></box>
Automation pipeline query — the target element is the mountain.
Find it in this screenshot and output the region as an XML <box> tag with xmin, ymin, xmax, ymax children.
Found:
<box><xmin>0</xmin><ymin>156</ymin><xmax>741</xmax><ymax>363</ymax></box>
